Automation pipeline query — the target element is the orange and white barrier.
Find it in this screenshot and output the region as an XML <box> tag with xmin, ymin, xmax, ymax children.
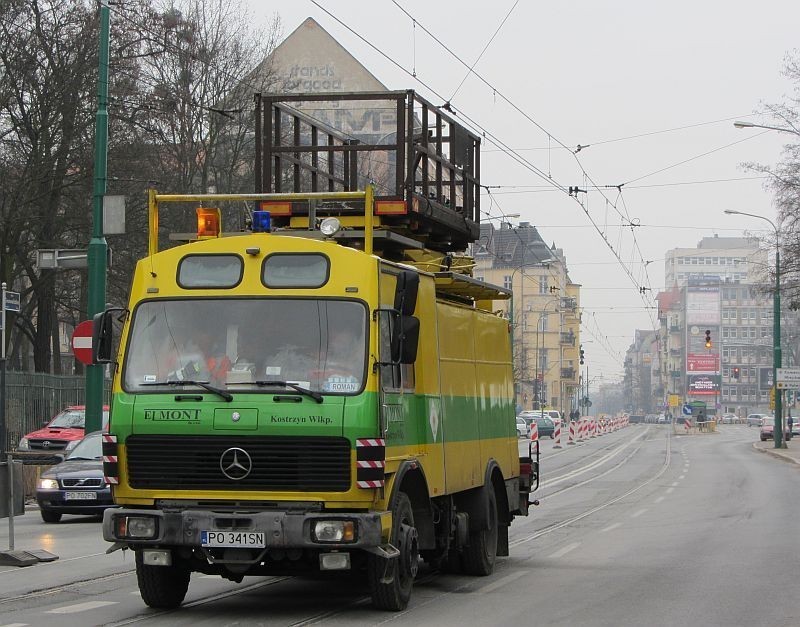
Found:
<box><xmin>529</xmin><ymin>420</ymin><xmax>539</xmax><ymax>454</ymax></box>
<box><xmin>553</xmin><ymin>420</ymin><xmax>562</xmax><ymax>448</ymax></box>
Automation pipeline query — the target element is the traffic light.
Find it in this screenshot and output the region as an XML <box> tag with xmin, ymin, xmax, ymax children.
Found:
<box><xmin>733</xmin><ymin>367</ymin><xmax>740</xmax><ymax>380</ymax></box>
<box><xmin>705</xmin><ymin>329</ymin><xmax>712</xmax><ymax>348</ymax></box>
<box><xmin>580</xmin><ymin>345</ymin><xmax>585</xmax><ymax>365</ymax></box>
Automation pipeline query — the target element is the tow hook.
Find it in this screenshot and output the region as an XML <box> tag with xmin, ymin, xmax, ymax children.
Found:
<box><xmin>530</xmin><ymin>499</ymin><xmax>540</xmax><ymax>506</ymax></box>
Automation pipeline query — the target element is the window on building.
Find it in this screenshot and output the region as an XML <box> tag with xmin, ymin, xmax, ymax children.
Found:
<box><xmin>538</xmin><ymin>349</ymin><xmax>547</xmax><ymax>371</ymax></box>
<box><xmin>722</xmin><ymin>328</ymin><xmax>729</xmax><ymax>339</ymax></box>
<box><xmin>538</xmin><ymin>314</ymin><xmax>548</xmax><ymax>332</ymax></box>
<box><xmin>722</xmin><ymin>347</ymin><xmax>729</xmax><ymax>360</ymax></box>
<box><xmin>538</xmin><ymin>275</ymin><xmax>548</xmax><ymax>295</ymax></box>
<box><xmin>503</xmin><ymin>275</ymin><xmax>512</xmax><ymax>290</ymax></box>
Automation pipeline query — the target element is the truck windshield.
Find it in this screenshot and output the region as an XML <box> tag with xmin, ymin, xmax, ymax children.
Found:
<box><xmin>123</xmin><ymin>299</ymin><xmax>367</xmax><ymax>395</ymax></box>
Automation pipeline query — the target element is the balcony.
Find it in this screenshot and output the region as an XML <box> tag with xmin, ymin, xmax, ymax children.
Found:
<box><xmin>669</xmin><ymin>348</ymin><xmax>682</xmax><ymax>356</ymax></box>
<box><xmin>560</xmin><ymin>331</ymin><xmax>576</xmax><ymax>346</ymax></box>
<box><xmin>669</xmin><ymin>325</ymin><xmax>681</xmax><ymax>333</ymax></box>
<box><xmin>561</xmin><ymin>367</ymin><xmax>575</xmax><ymax>380</ymax></box>
<box><xmin>560</xmin><ymin>297</ymin><xmax>577</xmax><ymax>313</ymax></box>
<box><xmin>670</xmin><ymin>370</ymin><xmax>682</xmax><ymax>378</ymax></box>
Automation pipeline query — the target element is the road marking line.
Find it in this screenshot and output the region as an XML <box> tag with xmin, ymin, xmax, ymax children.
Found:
<box><xmin>46</xmin><ymin>601</ymin><xmax>117</xmax><ymax>614</ymax></box>
<box><xmin>671</xmin><ymin>481</ymin><xmax>679</xmax><ymax>487</ymax></box>
<box><xmin>666</xmin><ymin>487</ymin><xmax>675</xmax><ymax>494</ymax></box>
<box><xmin>654</xmin><ymin>496</ymin><xmax>665</xmax><ymax>503</ymax></box>
<box><xmin>601</xmin><ymin>522</ymin><xmax>622</xmax><ymax>533</ymax></box>
<box><xmin>679</xmin><ymin>475</ymin><xmax>685</xmax><ymax>480</ymax></box>
<box><xmin>548</xmin><ymin>542</ymin><xmax>581</xmax><ymax>559</ymax></box>
<box><xmin>0</xmin><ymin>623</ymin><xmax>30</xmax><ymax>626</ymax></box>
<box><xmin>631</xmin><ymin>508</ymin><xmax>647</xmax><ymax>518</ymax></box>
<box><xmin>478</xmin><ymin>570</ymin><xmax>529</xmax><ymax>593</ymax></box>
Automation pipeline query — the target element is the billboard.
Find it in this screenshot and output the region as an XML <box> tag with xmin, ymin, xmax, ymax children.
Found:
<box><xmin>688</xmin><ymin>374</ymin><xmax>720</xmax><ymax>396</ymax></box>
<box><xmin>687</xmin><ymin>353</ymin><xmax>719</xmax><ymax>373</ymax></box>
<box><xmin>686</xmin><ymin>286</ymin><xmax>720</xmax><ymax>325</ymax></box>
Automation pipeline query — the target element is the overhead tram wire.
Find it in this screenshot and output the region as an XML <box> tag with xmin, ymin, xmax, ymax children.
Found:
<box><xmin>440</xmin><ymin>0</ymin><xmax>521</xmax><ymax>102</ymax></box>
<box><xmin>381</xmin><ymin>2</ymin><xmax>659</xmax><ymax>329</ymax></box>
<box><xmin>120</xmin><ymin>0</ymin><xmax>657</xmax><ymax>337</ymax></box>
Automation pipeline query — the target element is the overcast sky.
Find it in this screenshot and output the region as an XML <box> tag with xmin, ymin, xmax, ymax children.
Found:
<box><xmin>244</xmin><ymin>0</ymin><xmax>800</xmax><ymax>385</ymax></box>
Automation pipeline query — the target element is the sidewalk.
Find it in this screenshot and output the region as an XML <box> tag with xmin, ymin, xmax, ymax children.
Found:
<box><xmin>753</xmin><ymin>438</ymin><xmax>800</xmax><ymax>465</ymax></box>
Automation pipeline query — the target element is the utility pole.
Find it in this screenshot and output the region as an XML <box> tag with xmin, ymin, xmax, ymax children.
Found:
<box><xmin>85</xmin><ymin>1</ymin><xmax>110</xmax><ymax>434</ymax></box>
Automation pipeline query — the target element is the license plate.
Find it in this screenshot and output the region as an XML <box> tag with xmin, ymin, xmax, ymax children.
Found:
<box><xmin>201</xmin><ymin>531</ymin><xmax>265</xmax><ymax>548</ymax></box>
<box><xmin>64</xmin><ymin>491</ymin><xmax>97</xmax><ymax>501</ymax></box>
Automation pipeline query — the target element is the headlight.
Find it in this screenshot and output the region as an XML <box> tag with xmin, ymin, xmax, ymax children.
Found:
<box><xmin>115</xmin><ymin>516</ymin><xmax>158</xmax><ymax>539</ymax></box>
<box><xmin>17</xmin><ymin>438</ymin><xmax>30</xmax><ymax>451</ymax></box>
<box><xmin>39</xmin><ymin>478</ymin><xmax>59</xmax><ymax>490</ymax></box>
<box><xmin>312</xmin><ymin>520</ymin><xmax>356</xmax><ymax>543</ymax></box>
<box><xmin>319</xmin><ymin>217</ymin><xmax>341</xmax><ymax>237</ymax></box>
<box><xmin>64</xmin><ymin>440</ymin><xmax>80</xmax><ymax>452</ymax></box>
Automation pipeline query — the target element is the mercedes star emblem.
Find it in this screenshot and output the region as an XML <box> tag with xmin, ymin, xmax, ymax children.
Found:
<box><xmin>231</xmin><ymin>411</ymin><xmax>241</xmax><ymax>422</ymax></box>
<box><xmin>219</xmin><ymin>447</ymin><xmax>252</xmax><ymax>481</ymax></box>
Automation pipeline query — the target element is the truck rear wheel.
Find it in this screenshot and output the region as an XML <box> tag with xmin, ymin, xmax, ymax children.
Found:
<box><xmin>461</xmin><ymin>482</ymin><xmax>498</xmax><ymax>576</ymax></box>
<box><xmin>135</xmin><ymin>551</ymin><xmax>190</xmax><ymax>609</ymax></box>
<box><xmin>368</xmin><ymin>492</ymin><xmax>418</xmax><ymax>611</ymax></box>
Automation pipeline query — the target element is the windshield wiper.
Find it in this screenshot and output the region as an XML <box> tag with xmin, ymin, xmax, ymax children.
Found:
<box><xmin>141</xmin><ymin>380</ymin><xmax>233</xmax><ymax>402</ymax></box>
<box><xmin>253</xmin><ymin>380</ymin><xmax>323</xmax><ymax>404</ymax></box>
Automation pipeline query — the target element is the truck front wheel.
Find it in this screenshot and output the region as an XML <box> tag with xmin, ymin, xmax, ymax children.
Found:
<box><xmin>368</xmin><ymin>492</ymin><xmax>418</xmax><ymax>611</ymax></box>
<box><xmin>135</xmin><ymin>550</ymin><xmax>190</xmax><ymax>609</ymax></box>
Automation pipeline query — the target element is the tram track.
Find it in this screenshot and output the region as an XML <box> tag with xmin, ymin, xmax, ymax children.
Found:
<box><xmin>2</xmin><ymin>428</ymin><xmax>672</xmax><ymax>625</ymax></box>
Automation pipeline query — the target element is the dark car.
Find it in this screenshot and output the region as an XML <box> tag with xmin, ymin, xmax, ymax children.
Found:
<box><xmin>532</xmin><ymin>415</ymin><xmax>555</xmax><ymax>439</ymax></box>
<box><xmin>36</xmin><ymin>431</ymin><xmax>114</xmax><ymax>523</ymax></box>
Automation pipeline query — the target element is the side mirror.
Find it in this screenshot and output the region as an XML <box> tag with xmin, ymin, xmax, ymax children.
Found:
<box><xmin>393</xmin><ymin>271</ymin><xmax>419</xmax><ymax>317</ymax></box>
<box><xmin>92</xmin><ymin>307</ymin><xmax>127</xmax><ymax>364</ymax></box>
<box><xmin>391</xmin><ymin>316</ymin><xmax>420</xmax><ymax>364</ymax></box>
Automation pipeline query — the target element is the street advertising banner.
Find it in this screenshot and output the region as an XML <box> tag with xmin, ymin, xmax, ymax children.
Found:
<box><xmin>687</xmin><ymin>353</ymin><xmax>719</xmax><ymax>373</ymax></box>
<box><xmin>686</xmin><ymin>286</ymin><xmax>720</xmax><ymax>325</ymax></box>
<box><xmin>688</xmin><ymin>374</ymin><xmax>720</xmax><ymax>396</ymax></box>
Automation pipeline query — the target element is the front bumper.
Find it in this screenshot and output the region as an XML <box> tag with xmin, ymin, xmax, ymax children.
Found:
<box><xmin>103</xmin><ymin>507</ymin><xmax>388</xmax><ymax>550</ymax></box>
<box><xmin>37</xmin><ymin>490</ymin><xmax>114</xmax><ymax>514</ymax></box>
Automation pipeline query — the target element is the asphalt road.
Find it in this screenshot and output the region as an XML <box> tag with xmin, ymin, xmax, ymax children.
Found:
<box><xmin>1</xmin><ymin>424</ymin><xmax>798</xmax><ymax>626</ymax></box>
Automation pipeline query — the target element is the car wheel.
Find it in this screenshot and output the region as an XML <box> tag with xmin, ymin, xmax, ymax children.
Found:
<box><xmin>40</xmin><ymin>508</ymin><xmax>62</xmax><ymax>523</ymax></box>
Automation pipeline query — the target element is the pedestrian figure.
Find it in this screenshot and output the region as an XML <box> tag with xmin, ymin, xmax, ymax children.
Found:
<box><xmin>788</xmin><ymin>412</ymin><xmax>794</xmax><ymax>441</ymax></box>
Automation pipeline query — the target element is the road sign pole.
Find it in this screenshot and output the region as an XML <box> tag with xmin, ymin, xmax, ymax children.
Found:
<box><xmin>85</xmin><ymin>1</ymin><xmax>110</xmax><ymax>435</ymax></box>
<box><xmin>1</xmin><ymin>282</ymin><xmax>6</xmax><ymax>455</ymax></box>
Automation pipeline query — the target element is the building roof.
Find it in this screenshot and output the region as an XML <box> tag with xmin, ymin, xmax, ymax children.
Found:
<box><xmin>477</xmin><ymin>222</ymin><xmax>561</xmax><ymax>270</ymax></box>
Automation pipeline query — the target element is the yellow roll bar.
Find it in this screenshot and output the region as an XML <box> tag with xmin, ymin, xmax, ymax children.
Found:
<box><xmin>147</xmin><ymin>187</ymin><xmax>376</xmax><ymax>257</ymax></box>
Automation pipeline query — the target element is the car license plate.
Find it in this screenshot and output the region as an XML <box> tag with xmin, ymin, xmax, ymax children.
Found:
<box><xmin>64</xmin><ymin>491</ymin><xmax>97</xmax><ymax>500</ymax></box>
<box><xmin>201</xmin><ymin>531</ymin><xmax>265</xmax><ymax>548</ymax></box>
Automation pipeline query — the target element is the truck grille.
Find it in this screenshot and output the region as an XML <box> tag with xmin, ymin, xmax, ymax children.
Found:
<box><xmin>125</xmin><ymin>435</ymin><xmax>351</xmax><ymax>492</ymax></box>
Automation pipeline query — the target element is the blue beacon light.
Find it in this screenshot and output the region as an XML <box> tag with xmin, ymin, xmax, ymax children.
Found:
<box><xmin>252</xmin><ymin>210</ymin><xmax>271</xmax><ymax>233</ymax></box>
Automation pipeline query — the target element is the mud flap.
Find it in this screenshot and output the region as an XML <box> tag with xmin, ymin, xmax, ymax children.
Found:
<box><xmin>497</xmin><ymin>524</ymin><xmax>509</xmax><ymax>557</ymax></box>
<box><xmin>365</xmin><ymin>543</ymin><xmax>400</xmax><ymax>584</ymax></box>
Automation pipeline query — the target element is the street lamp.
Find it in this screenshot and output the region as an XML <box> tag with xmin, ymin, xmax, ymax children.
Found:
<box><xmin>733</xmin><ymin>120</ymin><xmax>800</xmax><ymax>136</ymax></box>
<box><xmin>508</xmin><ymin>259</ymin><xmax>555</xmax><ymax>409</ymax></box>
<box><xmin>724</xmin><ymin>209</ymin><xmax>784</xmax><ymax>448</ymax></box>
<box><xmin>533</xmin><ymin>300</ymin><xmax>560</xmax><ymax>409</ymax></box>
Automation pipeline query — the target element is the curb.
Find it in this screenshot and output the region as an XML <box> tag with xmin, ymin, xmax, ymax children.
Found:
<box><xmin>752</xmin><ymin>442</ymin><xmax>800</xmax><ymax>465</ymax></box>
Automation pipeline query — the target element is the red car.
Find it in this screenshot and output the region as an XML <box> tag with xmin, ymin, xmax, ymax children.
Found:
<box><xmin>17</xmin><ymin>405</ymin><xmax>110</xmax><ymax>453</ymax></box>
<box><xmin>759</xmin><ymin>416</ymin><xmax>791</xmax><ymax>442</ymax></box>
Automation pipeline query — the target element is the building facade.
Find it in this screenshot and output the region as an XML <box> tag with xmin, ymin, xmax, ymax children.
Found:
<box><xmin>474</xmin><ymin>222</ymin><xmax>581</xmax><ymax>416</ymax></box>
<box><xmin>656</xmin><ymin>236</ymin><xmax>773</xmax><ymax>415</ymax></box>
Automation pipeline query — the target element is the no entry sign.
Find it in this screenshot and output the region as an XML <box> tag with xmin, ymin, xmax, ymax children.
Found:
<box><xmin>71</xmin><ymin>320</ymin><xmax>94</xmax><ymax>365</ymax></box>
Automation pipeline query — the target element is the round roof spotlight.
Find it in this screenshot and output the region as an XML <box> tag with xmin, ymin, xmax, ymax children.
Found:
<box><xmin>320</xmin><ymin>217</ymin><xmax>342</xmax><ymax>237</ymax></box>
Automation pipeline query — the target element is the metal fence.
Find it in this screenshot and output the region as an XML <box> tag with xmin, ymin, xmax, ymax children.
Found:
<box><xmin>3</xmin><ymin>371</ymin><xmax>111</xmax><ymax>450</ymax></box>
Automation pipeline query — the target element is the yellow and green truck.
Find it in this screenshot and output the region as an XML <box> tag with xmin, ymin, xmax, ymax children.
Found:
<box><xmin>94</xmin><ymin>92</ymin><xmax>538</xmax><ymax>611</ymax></box>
